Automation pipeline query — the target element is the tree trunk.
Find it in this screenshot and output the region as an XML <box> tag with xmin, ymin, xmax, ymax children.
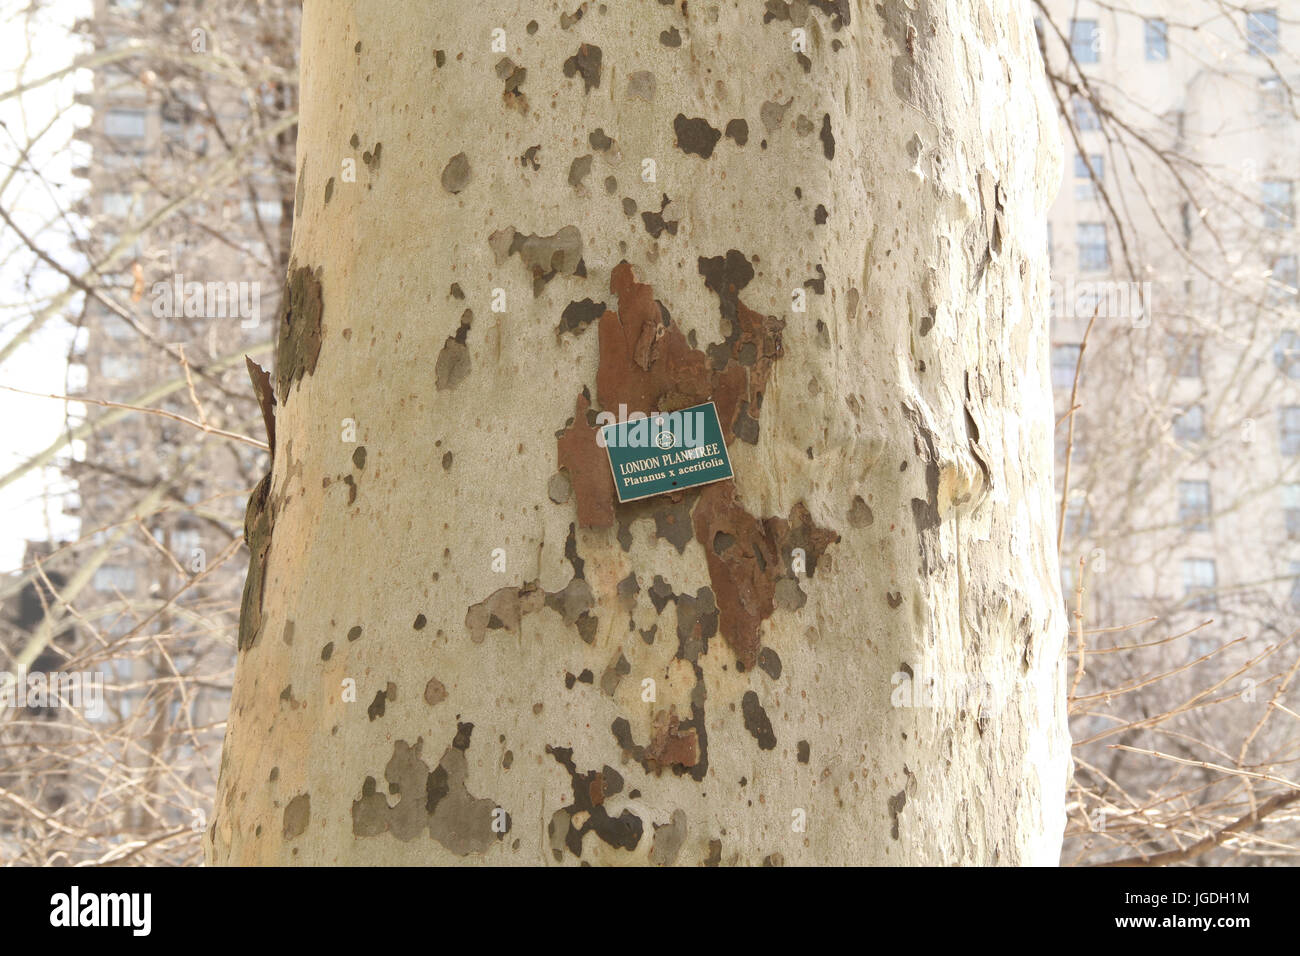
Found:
<box><xmin>208</xmin><ymin>0</ymin><xmax>1069</xmax><ymax>866</ymax></box>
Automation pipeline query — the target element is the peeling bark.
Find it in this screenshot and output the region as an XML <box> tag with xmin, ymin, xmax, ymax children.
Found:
<box><xmin>209</xmin><ymin>0</ymin><xmax>1069</xmax><ymax>867</ymax></box>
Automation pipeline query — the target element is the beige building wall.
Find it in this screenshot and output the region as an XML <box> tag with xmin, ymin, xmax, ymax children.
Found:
<box><xmin>1042</xmin><ymin>1</ymin><xmax>1300</xmax><ymax>649</ymax></box>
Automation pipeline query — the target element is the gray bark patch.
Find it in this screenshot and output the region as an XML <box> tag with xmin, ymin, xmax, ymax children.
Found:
<box><xmin>849</xmin><ymin>495</ymin><xmax>874</xmax><ymax>527</ymax></box>
<box><xmin>488</xmin><ymin>225</ymin><xmax>584</xmax><ymax>295</ymax></box>
<box><xmin>367</xmin><ymin>683</ymin><xmax>395</xmax><ymax>721</ymax></box>
<box><xmin>741</xmin><ymin>690</ymin><xmax>777</xmax><ymax>749</ymax></box>
<box><xmin>760</xmin><ymin>97</ymin><xmax>792</xmax><ymax>132</ymax></box>
<box><xmin>568</xmin><ymin>154</ymin><xmax>594</xmax><ymax>187</ymax></box>
<box><xmin>558</xmin><ymin>298</ymin><xmax>605</xmax><ymax>337</ymax></box>
<box><xmin>889</xmin><ymin>790</ymin><xmax>908</xmax><ymax>840</ymax></box>
<box><xmin>562</xmin><ymin>43</ymin><xmax>602</xmax><ymax>92</ymax></box>
<box><xmin>351</xmin><ymin>731</ymin><xmax>502</xmax><ymax>855</ymax></box>
<box><xmin>627</xmin><ymin>70</ymin><xmax>656</xmax><ymax>101</ymax></box>
<box><xmin>674</xmin><ymin>114</ymin><xmax>722</xmax><ymax>159</ymax></box>
<box><xmin>423</xmin><ymin>677</ymin><xmax>447</xmax><ymax>705</ymax></box>
<box><xmin>495</xmin><ymin>57</ymin><xmax>528</xmax><ymax>111</ymax></box>
<box><xmin>819</xmin><ymin>113</ymin><xmax>835</xmax><ymax>159</ymax></box>
<box><xmin>283</xmin><ymin>793</ymin><xmax>310</xmax><ymax>840</ymax></box>
<box><xmin>641</xmin><ymin>194</ymin><xmax>681</xmax><ymax>238</ymax></box>
<box><xmin>440</xmin><ymin>152</ymin><xmax>472</xmax><ymax>193</ymax></box>
<box><xmin>548</xmin><ymin>471</ymin><xmax>573</xmax><ymax>503</ymax></box>
<box><xmin>545</xmin><ymin>746</ymin><xmax>642</xmax><ymax>859</ymax></box>
<box><xmin>273</xmin><ymin>266</ymin><xmax>324</xmax><ymax>404</ymax></box>
<box><xmin>435</xmin><ymin>310</ymin><xmax>474</xmax><ymax>390</ymax></box>
<box><xmin>651</xmin><ymin>809</ymin><xmax>688</xmax><ymax>865</ymax></box>
<box><xmin>773</xmin><ymin>577</ymin><xmax>807</xmax><ymax>611</ymax></box>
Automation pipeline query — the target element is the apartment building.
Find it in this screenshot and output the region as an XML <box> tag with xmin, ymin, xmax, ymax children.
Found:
<box><xmin>1041</xmin><ymin>2</ymin><xmax>1300</xmax><ymax>644</ymax></box>
<box><xmin>46</xmin><ymin>0</ymin><xmax>294</xmax><ymax>840</ymax></box>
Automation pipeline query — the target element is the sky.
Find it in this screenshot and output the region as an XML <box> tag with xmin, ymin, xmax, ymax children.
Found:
<box><xmin>0</xmin><ymin>0</ymin><xmax>91</xmax><ymax>571</ymax></box>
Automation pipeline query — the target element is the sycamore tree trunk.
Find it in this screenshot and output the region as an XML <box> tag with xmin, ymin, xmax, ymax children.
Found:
<box><xmin>207</xmin><ymin>0</ymin><xmax>1069</xmax><ymax>866</ymax></box>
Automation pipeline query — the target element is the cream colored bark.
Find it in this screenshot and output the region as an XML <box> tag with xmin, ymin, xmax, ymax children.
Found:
<box><xmin>207</xmin><ymin>0</ymin><xmax>1069</xmax><ymax>866</ymax></box>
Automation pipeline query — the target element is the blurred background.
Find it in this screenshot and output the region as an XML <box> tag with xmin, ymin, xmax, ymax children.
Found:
<box><xmin>0</xmin><ymin>0</ymin><xmax>1296</xmax><ymax>865</ymax></box>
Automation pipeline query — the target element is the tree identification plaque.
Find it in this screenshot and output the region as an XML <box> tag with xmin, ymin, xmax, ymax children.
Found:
<box><xmin>600</xmin><ymin>401</ymin><xmax>734</xmax><ymax>503</ymax></box>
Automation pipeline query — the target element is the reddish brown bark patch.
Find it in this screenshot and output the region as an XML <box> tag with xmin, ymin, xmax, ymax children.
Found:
<box><xmin>596</xmin><ymin>260</ymin><xmax>783</xmax><ymax>440</ymax></box>
<box><xmin>597</xmin><ymin>263</ymin><xmax>712</xmax><ymax>415</ymax></box>
<box><xmin>559</xmin><ymin>260</ymin><xmax>786</xmax><ymax>529</ymax></box>
<box><xmin>611</xmin><ymin>706</ymin><xmax>702</xmax><ymax>776</ymax></box>
<box><xmin>644</xmin><ymin>709</ymin><xmax>701</xmax><ymax>769</ymax></box>
<box><xmin>693</xmin><ymin>485</ymin><xmax>839</xmax><ymax>669</ymax></box>
<box><xmin>556</xmin><ymin>391</ymin><xmax>616</xmax><ymax>528</ymax></box>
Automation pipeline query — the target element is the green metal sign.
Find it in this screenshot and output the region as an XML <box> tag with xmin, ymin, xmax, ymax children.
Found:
<box><xmin>600</xmin><ymin>401</ymin><xmax>734</xmax><ymax>503</ymax></box>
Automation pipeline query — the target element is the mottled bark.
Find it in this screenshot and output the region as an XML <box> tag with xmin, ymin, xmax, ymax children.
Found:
<box><xmin>208</xmin><ymin>0</ymin><xmax>1069</xmax><ymax>866</ymax></box>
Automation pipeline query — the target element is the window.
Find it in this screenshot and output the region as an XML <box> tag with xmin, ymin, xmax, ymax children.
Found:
<box><xmin>1277</xmin><ymin>330</ymin><xmax>1300</xmax><ymax>378</ymax></box>
<box><xmin>1174</xmin><ymin>405</ymin><xmax>1205</xmax><ymax>443</ymax></box>
<box><xmin>1072</xmin><ymin>96</ymin><xmax>1101</xmax><ymax>131</ymax></box>
<box><xmin>1074</xmin><ymin>153</ymin><xmax>1103</xmax><ymax>201</ymax></box>
<box><xmin>93</xmin><ymin>566</ymin><xmax>137</xmax><ymax>593</ymax></box>
<box><xmin>1052</xmin><ymin>344</ymin><xmax>1081</xmax><ymax>389</ymax></box>
<box><xmin>103</xmin><ymin>108</ymin><xmax>147</xmax><ymax>139</ymax></box>
<box><xmin>1260</xmin><ymin>75</ymin><xmax>1289</xmax><ymax>115</ymax></box>
<box><xmin>100</xmin><ymin>355</ymin><xmax>138</xmax><ymax>379</ymax></box>
<box><xmin>1262</xmin><ymin>180</ymin><xmax>1294</xmax><ymax>230</ymax></box>
<box><xmin>1144</xmin><ymin>18</ymin><xmax>1169</xmax><ymax>61</ymax></box>
<box><xmin>1182</xmin><ymin>558</ymin><xmax>1217</xmax><ymax>612</ymax></box>
<box><xmin>102</xmin><ymin>319</ymin><xmax>136</xmax><ymax>342</ymax></box>
<box><xmin>1064</xmin><ymin>496</ymin><xmax>1092</xmax><ymax>539</ymax></box>
<box><xmin>101</xmin><ymin>191</ymin><xmax>140</xmax><ymax>218</ymax></box>
<box><xmin>1269</xmin><ymin>254</ymin><xmax>1298</xmax><ymax>305</ymax></box>
<box><xmin>1282</xmin><ymin>405</ymin><xmax>1300</xmax><ymax>455</ymax></box>
<box><xmin>1077</xmin><ymin>222</ymin><xmax>1108</xmax><ymax>271</ymax></box>
<box><xmin>1071</xmin><ymin>19</ymin><xmax>1101</xmax><ymax>63</ymax></box>
<box><xmin>172</xmin><ymin>529</ymin><xmax>202</xmax><ymax>561</ymax></box>
<box><xmin>1284</xmin><ymin>484</ymin><xmax>1300</xmax><ymax>539</ymax></box>
<box><xmin>1247</xmin><ymin>9</ymin><xmax>1280</xmax><ymax>56</ymax></box>
<box><xmin>1061</xmin><ymin>562</ymin><xmax>1078</xmax><ymax>605</ymax></box>
<box><xmin>100</xmin><ymin>152</ymin><xmax>144</xmax><ymax>171</ymax></box>
<box><xmin>1178</xmin><ymin>481</ymin><xmax>1212</xmax><ymax>532</ymax></box>
<box><xmin>1166</xmin><ymin>335</ymin><xmax>1201</xmax><ymax>378</ymax></box>
<box><xmin>241</xmin><ymin>199</ymin><xmax>283</xmax><ymax>223</ymax></box>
